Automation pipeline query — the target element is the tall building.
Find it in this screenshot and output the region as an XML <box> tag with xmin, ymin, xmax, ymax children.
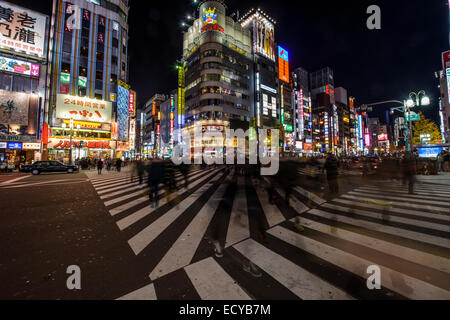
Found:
<box><xmin>292</xmin><ymin>67</ymin><xmax>313</xmax><ymax>155</ymax></box>
<box><xmin>0</xmin><ymin>1</ymin><xmax>49</xmax><ymax>165</ymax></box>
<box><xmin>44</xmin><ymin>0</ymin><xmax>132</xmax><ymax>163</ymax></box>
<box><xmin>143</xmin><ymin>94</ymin><xmax>167</xmax><ymax>158</ymax></box>
<box><xmin>182</xmin><ymin>0</ymin><xmax>254</xmax><ymax>151</ymax></box>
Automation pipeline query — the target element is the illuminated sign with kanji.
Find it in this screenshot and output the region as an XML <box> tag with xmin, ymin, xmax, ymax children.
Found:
<box><xmin>0</xmin><ymin>1</ymin><xmax>47</xmax><ymax>59</ymax></box>
<box><xmin>129</xmin><ymin>90</ymin><xmax>136</xmax><ymax>116</ymax></box>
<box><xmin>48</xmin><ymin>139</ymin><xmax>112</xmax><ymax>150</ymax></box>
<box><xmin>55</xmin><ymin>94</ymin><xmax>112</xmax><ymax>123</ymax></box>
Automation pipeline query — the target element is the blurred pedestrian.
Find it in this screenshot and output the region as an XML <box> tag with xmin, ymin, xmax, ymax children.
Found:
<box><xmin>164</xmin><ymin>159</ymin><xmax>179</xmax><ymax>206</ymax></box>
<box><xmin>401</xmin><ymin>154</ymin><xmax>417</xmax><ymax>194</ymax></box>
<box><xmin>179</xmin><ymin>163</ymin><xmax>190</xmax><ymax>189</ymax></box>
<box><xmin>147</xmin><ymin>158</ymin><xmax>164</xmax><ymax>208</ymax></box>
<box><xmin>324</xmin><ymin>153</ymin><xmax>339</xmax><ymax>195</ymax></box>
<box><xmin>116</xmin><ymin>158</ymin><xmax>122</xmax><ymax>172</ymax></box>
<box><xmin>97</xmin><ymin>159</ymin><xmax>104</xmax><ymax>175</ymax></box>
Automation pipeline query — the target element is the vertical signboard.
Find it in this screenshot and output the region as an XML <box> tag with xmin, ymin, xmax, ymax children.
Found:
<box><xmin>278</xmin><ymin>46</ymin><xmax>289</xmax><ymax>83</ymax></box>
<box><xmin>117</xmin><ymin>85</ymin><xmax>130</xmax><ymax>141</ymax></box>
<box><xmin>129</xmin><ymin>90</ymin><xmax>136</xmax><ymax>117</ymax></box>
<box><xmin>442</xmin><ymin>50</ymin><xmax>450</xmax><ymax>104</ymax></box>
<box><xmin>251</xmin><ymin>12</ymin><xmax>275</xmax><ymax>61</ymax></box>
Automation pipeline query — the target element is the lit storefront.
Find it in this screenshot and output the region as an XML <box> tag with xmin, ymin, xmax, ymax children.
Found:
<box><xmin>47</xmin><ymin>94</ymin><xmax>114</xmax><ymax>163</ymax></box>
<box><xmin>0</xmin><ymin>2</ymin><xmax>49</xmax><ymax>165</ymax></box>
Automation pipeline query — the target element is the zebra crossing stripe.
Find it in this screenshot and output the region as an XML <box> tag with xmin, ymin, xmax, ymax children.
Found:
<box><xmin>340</xmin><ymin>194</ymin><xmax>449</xmax><ymax>215</ymax></box>
<box><xmin>108</xmin><ymin>169</ymin><xmax>217</xmax><ymax>217</ymax></box>
<box><xmin>321</xmin><ymin>202</ymin><xmax>450</xmax><ymax>232</ymax></box>
<box><xmin>332</xmin><ymin>198</ymin><xmax>450</xmax><ymax>223</ymax></box>
<box><xmin>149</xmin><ymin>182</ymin><xmax>229</xmax><ymax>281</ymax></box>
<box><xmin>116</xmin><ymin>283</ymin><xmax>157</xmax><ymax>300</ymax></box>
<box><xmin>289</xmin><ymin>217</ymin><xmax>450</xmax><ymax>274</ymax></box>
<box><xmin>349</xmin><ymin>190</ymin><xmax>450</xmax><ymax>207</ymax></box>
<box><xmin>225</xmin><ymin>177</ymin><xmax>250</xmax><ymax>248</ymax></box>
<box><xmin>184</xmin><ymin>257</ymin><xmax>252</xmax><ymax>300</ymax></box>
<box><xmin>346</xmin><ymin>192</ymin><xmax>450</xmax><ymax>211</ymax></box>
<box><xmin>233</xmin><ymin>238</ymin><xmax>354</xmax><ymax>300</ymax></box>
<box><xmin>357</xmin><ymin>186</ymin><xmax>450</xmax><ymax>199</ymax></box>
<box><xmin>128</xmin><ymin>169</ymin><xmax>223</xmax><ymax>255</ymax></box>
<box><xmin>294</xmin><ymin>186</ymin><xmax>326</xmax><ymax>205</ymax></box>
<box><xmin>100</xmin><ymin>183</ymin><xmax>145</xmax><ymax>199</ymax></box>
<box><xmin>115</xmin><ymin>170</ymin><xmax>221</xmax><ymax>230</ymax></box>
<box><xmin>308</xmin><ymin>209</ymin><xmax>449</xmax><ymax>248</ymax></box>
<box><xmin>254</xmin><ymin>183</ymin><xmax>285</xmax><ymax>228</ymax></box>
<box><xmin>267</xmin><ymin>226</ymin><xmax>450</xmax><ymax>300</ymax></box>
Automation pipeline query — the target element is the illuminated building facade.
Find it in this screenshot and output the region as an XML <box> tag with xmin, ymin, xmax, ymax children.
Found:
<box><xmin>293</xmin><ymin>67</ymin><xmax>313</xmax><ymax>155</ymax></box>
<box><xmin>0</xmin><ymin>1</ymin><xmax>49</xmax><ymax>165</ymax></box>
<box><xmin>182</xmin><ymin>0</ymin><xmax>254</xmax><ymax>140</ymax></box>
<box><xmin>143</xmin><ymin>94</ymin><xmax>167</xmax><ymax>158</ymax></box>
<box><xmin>45</xmin><ymin>0</ymin><xmax>133</xmax><ymax>162</ymax></box>
<box><xmin>240</xmin><ymin>8</ymin><xmax>279</xmax><ymax>130</ymax></box>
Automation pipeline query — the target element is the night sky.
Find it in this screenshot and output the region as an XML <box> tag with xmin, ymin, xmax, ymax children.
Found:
<box><xmin>11</xmin><ymin>0</ymin><xmax>450</xmax><ymax>123</ymax></box>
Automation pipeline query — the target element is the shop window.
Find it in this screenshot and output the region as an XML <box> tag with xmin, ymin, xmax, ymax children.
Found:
<box><xmin>12</xmin><ymin>76</ymin><xmax>31</xmax><ymax>92</ymax></box>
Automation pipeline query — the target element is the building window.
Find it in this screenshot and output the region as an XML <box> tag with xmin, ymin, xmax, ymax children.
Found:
<box><xmin>0</xmin><ymin>73</ymin><xmax>12</xmax><ymax>90</ymax></box>
<box><xmin>96</xmin><ymin>51</ymin><xmax>104</xmax><ymax>62</ymax></box>
<box><xmin>110</xmin><ymin>74</ymin><xmax>117</xmax><ymax>83</ymax></box>
<box><xmin>95</xmin><ymin>80</ymin><xmax>103</xmax><ymax>90</ymax></box>
<box><xmin>80</xmin><ymin>47</ymin><xmax>89</xmax><ymax>57</ymax></box>
<box><xmin>61</xmin><ymin>62</ymin><xmax>71</xmax><ymax>74</ymax></box>
<box><xmin>95</xmin><ymin>93</ymin><xmax>103</xmax><ymax>100</ymax></box>
<box><xmin>82</xmin><ymin>27</ymin><xmax>89</xmax><ymax>38</ymax></box>
<box><xmin>112</xmin><ymin>38</ymin><xmax>118</xmax><ymax>48</ymax></box>
<box><xmin>111</xmin><ymin>56</ymin><xmax>118</xmax><ymax>65</ymax></box>
<box><xmin>79</xmin><ymin>67</ymin><xmax>87</xmax><ymax>77</ymax></box>
<box><xmin>96</xmin><ymin>71</ymin><xmax>103</xmax><ymax>80</ymax></box>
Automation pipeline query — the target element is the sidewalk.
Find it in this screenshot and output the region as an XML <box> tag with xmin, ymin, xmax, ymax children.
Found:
<box><xmin>416</xmin><ymin>172</ymin><xmax>450</xmax><ymax>185</ymax></box>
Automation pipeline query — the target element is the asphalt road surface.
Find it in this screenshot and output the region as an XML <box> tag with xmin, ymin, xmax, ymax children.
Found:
<box><xmin>0</xmin><ymin>166</ymin><xmax>449</xmax><ymax>300</ymax></box>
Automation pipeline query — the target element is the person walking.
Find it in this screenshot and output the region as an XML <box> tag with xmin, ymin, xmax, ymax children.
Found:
<box><xmin>324</xmin><ymin>153</ymin><xmax>339</xmax><ymax>195</ymax></box>
<box><xmin>116</xmin><ymin>158</ymin><xmax>122</xmax><ymax>172</ymax></box>
<box><xmin>437</xmin><ymin>151</ymin><xmax>445</xmax><ymax>173</ymax></box>
<box><xmin>137</xmin><ymin>160</ymin><xmax>145</xmax><ymax>185</ymax></box>
<box><xmin>97</xmin><ymin>159</ymin><xmax>104</xmax><ymax>175</ymax></box>
<box><xmin>147</xmin><ymin>158</ymin><xmax>164</xmax><ymax>208</ymax></box>
<box><xmin>164</xmin><ymin>159</ymin><xmax>179</xmax><ymax>206</ymax></box>
<box><xmin>106</xmin><ymin>158</ymin><xmax>112</xmax><ymax>171</ymax></box>
<box><xmin>179</xmin><ymin>163</ymin><xmax>190</xmax><ymax>190</ymax></box>
<box><xmin>401</xmin><ymin>154</ymin><xmax>417</xmax><ymax>194</ymax></box>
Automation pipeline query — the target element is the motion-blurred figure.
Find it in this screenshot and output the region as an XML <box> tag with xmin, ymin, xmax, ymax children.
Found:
<box><xmin>401</xmin><ymin>154</ymin><xmax>416</xmax><ymax>194</ymax></box>
<box><xmin>147</xmin><ymin>158</ymin><xmax>164</xmax><ymax>208</ymax></box>
<box><xmin>324</xmin><ymin>153</ymin><xmax>339</xmax><ymax>195</ymax></box>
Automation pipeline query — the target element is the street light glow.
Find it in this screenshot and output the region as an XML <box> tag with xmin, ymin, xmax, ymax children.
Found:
<box><xmin>406</xmin><ymin>99</ymin><xmax>414</xmax><ymax>108</ymax></box>
<box><xmin>421</xmin><ymin>96</ymin><xmax>430</xmax><ymax>106</ymax></box>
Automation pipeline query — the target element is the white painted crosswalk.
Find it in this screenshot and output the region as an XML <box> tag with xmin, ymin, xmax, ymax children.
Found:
<box><xmin>90</xmin><ymin>168</ymin><xmax>450</xmax><ymax>300</ymax></box>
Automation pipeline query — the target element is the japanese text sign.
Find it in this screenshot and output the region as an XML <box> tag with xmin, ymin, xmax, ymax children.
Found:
<box><xmin>56</xmin><ymin>94</ymin><xmax>112</xmax><ymax>123</ymax></box>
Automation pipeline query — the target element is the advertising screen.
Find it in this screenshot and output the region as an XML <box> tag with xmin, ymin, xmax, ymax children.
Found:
<box><xmin>253</xmin><ymin>15</ymin><xmax>275</xmax><ymax>61</ymax></box>
<box><xmin>0</xmin><ymin>1</ymin><xmax>47</xmax><ymax>59</ymax></box>
<box><xmin>419</xmin><ymin>147</ymin><xmax>443</xmax><ymax>158</ymax></box>
<box><xmin>0</xmin><ymin>55</ymin><xmax>39</xmax><ymax>77</ymax></box>
<box><xmin>117</xmin><ymin>85</ymin><xmax>130</xmax><ymax>141</ymax></box>
<box><xmin>55</xmin><ymin>94</ymin><xmax>112</xmax><ymax>123</ymax></box>
<box><xmin>278</xmin><ymin>46</ymin><xmax>289</xmax><ymax>83</ymax></box>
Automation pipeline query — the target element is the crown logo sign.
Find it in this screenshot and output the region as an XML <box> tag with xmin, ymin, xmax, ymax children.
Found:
<box><xmin>202</xmin><ymin>7</ymin><xmax>217</xmax><ymax>25</ymax></box>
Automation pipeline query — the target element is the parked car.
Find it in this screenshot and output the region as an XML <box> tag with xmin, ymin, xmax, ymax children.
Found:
<box><xmin>0</xmin><ymin>161</ymin><xmax>15</xmax><ymax>173</ymax></box>
<box><xmin>20</xmin><ymin>161</ymin><xmax>79</xmax><ymax>175</ymax></box>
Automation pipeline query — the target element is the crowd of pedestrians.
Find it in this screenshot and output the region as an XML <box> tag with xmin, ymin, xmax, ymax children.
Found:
<box><xmin>75</xmin><ymin>157</ymin><xmax>125</xmax><ymax>174</ymax></box>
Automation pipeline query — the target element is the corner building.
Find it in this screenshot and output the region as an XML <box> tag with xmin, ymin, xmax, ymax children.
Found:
<box><xmin>44</xmin><ymin>0</ymin><xmax>131</xmax><ymax>162</ymax></box>
<box><xmin>182</xmin><ymin>0</ymin><xmax>254</xmax><ymax>149</ymax></box>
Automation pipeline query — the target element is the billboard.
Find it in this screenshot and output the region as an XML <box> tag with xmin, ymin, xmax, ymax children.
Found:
<box><xmin>278</xmin><ymin>46</ymin><xmax>289</xmax><ymax>83</ymax></box>
<box><xmin>117</xmin><ymin>85</ymin><xmax>130</xmax><ymax>141</ymax></box>
<box><xmin>0</xmin><ymin>1</ymin><xmax>47</xmax><ymax>59</ymax></box>
<box><xmin>419</xmin><ymin>147</ymin><xmax>442</xmax><ymax>158</ymax></box>
<box><xmin>253</xmin><ymin>15</ymin><xmax>275</xmax><ymax>61</ymax></box>
<box><xmin>0</xmin><ymin>89</ymin><xmax>29</xmax><ymax>125</ymax></box>
<box><xmin>55</xmin><ymin>94</ymin><xmax>112</xmax><ymax>123</ymax></box>
<box><xmin>129</xmin><ymin>90</ymin><xmax>136</xmax><ymax>116</ymax></box>
<box><xmin>442</xmin><ymin>50</ymin><xmax>450</xmax><ymax>104</ymax></box>
<box><xmin>0</xmin><ymin>55</ymin><xmax>39</xmax><ymax>77</ymax></box>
